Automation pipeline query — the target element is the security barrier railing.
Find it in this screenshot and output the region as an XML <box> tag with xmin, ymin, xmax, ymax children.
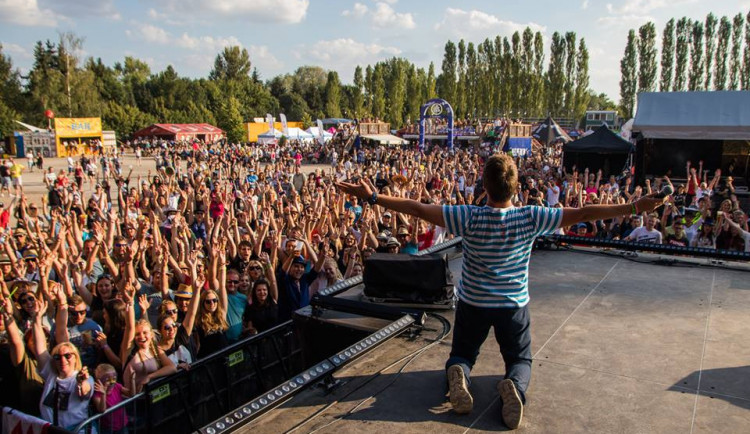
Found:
<box><xmin>73</xmin><ymin>320</ymin><xmax>302</xmax><ymax>434</ymax></box>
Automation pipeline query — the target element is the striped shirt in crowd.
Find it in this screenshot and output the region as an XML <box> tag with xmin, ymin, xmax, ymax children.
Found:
<box><xmin>443</xmin><ymin>205</ymin><xmax>562</xmax><ymax>308</ymax></box>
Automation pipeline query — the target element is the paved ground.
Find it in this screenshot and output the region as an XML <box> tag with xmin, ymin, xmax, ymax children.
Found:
<box><xmin>237</xmin><ymin>248</ymin><xmax>750</xmax><ymax>434</ymax></box>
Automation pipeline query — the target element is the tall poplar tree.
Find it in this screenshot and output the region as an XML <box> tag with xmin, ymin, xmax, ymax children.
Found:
<box><xmin>713</xmin><ymin>16</ymin><xmax>732</xmax><ymax>90</ymax></box>
<box><xmin>371</xmin><ymin>65</ymin><xmax>386</xmax><ymax>119</ymax></box>
<box><xmin>703</xmin><ymin>13</ymin><xmax>717</xmax><ymax>90</ymax></box>
<box><xmin>637</xmin><ymin>22</ymin><xmax>658</xmax><ymax>93</ymax></box>
<box><xmin>547</xmin><ymin>32</ymin><xmax>567</xmax><ymax>116</ymax></box>
<box><xmin>619</xmin><ymin>29</ymin><xmax>638</xmax><ymax>119</ymax></box>
<box><xmin>673</xmin><ymin>17</ymin><xmax>691</xmax><ymax>91</ymax></box>
<box><xmin>574</xmin><ymin>39</ymin><xmax>590</xmax><ymax>122</ymax></box>
<box><xmin>744</xmin><ymin>12</ymin><xmax>750</xmax><ymax>89</ymax></box>
<box><xmin>729</xmin><ymin>13</ymin><xmax>744</xmax><ymax>89</ymax></box>
<box><xmin>456</xmin><ymin>40</ymin><xmax>467</xmax><ymax>117</ymax></box>
<box><xmin>564</xmin><ymin>32</ymin><xmax>577</xmax><ymax>117</ymax></box>
<box><xmin>437</xmin><ymin>41</ymin><xmax>457</xmax><ymax>105</ymax></box>
<box><xmin>688</xmin><ymin>21</ymin><xmax>704</xmax><ymax>91</ymax></box>
<box><xmin>323</xmin><ymin>71</ymin><xmax>342</xmax><ymax>118</ymax></box>
<box><xmin>533</xmin><ymin>32</ymin><xmax>546</xmax><ymax>117</ymax></box>
<box><xmin>660</xmin><ymin>18</ymin><xmax>675</xmax><ymax>91</ymax></box>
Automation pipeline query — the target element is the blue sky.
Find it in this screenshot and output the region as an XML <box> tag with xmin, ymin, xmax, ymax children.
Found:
<box><xmin>1</xmin><ymin>0</ymin><xmax>748</xmax><ymax>100</ymax></box>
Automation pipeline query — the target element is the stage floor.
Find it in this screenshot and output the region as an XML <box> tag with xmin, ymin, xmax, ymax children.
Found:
<box><xmin>238</xmin><ymin>249</ymin><xmax>750</xmax><ymax>433</ymax></box>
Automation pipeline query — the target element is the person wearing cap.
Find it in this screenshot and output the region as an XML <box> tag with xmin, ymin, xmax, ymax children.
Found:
<box><xmin>385</xmin><ymin>237</ymin><xmax>401</xmax><ymax>254</ymax></box>
<box><xmin>396</xmin><ymin>223</ymin><xmax>419</xmax><ymax>255</ymax></box>
<box><xmin>375</xmin><ymin>231</ymin><xmax>390</xmax><ymax>253</ymax></box>
<box><xmin>276</xmin><ymin>250</ymin><xmax>325</xmax><ymax>322</ymax></box>
<box><xmin>378</xmin><ymin>210</ymin><xmax>393</xmax><ymax>233</ymax></box>
<box><xmin>691</xmin><ymin>218</ymin><xmax>717</xmax><ymax>248</ymax></box>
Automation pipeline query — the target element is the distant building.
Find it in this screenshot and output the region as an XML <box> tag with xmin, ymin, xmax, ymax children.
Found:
<box><xmin>585</xmin><ymin>110</ymin><xmax>619</xmax><ymax>131</ymax></box>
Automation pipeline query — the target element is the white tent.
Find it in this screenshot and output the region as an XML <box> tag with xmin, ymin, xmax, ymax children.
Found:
<box><xmin>305</xmin><ymin>127</ymin><xmax>333</xmax><ymax>142</ymax></box>
<box><xmin>285</xmin><ymin>127</ymin><xmax>315</xmax><ymax>141</ymax></box>
<box><xmin>258</xmin><ymin>128</ymin><xmax>282</xmax><ymax>145</ymax></box>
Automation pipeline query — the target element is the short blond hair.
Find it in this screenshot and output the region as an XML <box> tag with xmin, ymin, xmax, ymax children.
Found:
<box><xmin>50</xmin><ymin>342</ymin><xmax>82</xmax><ymax>374</ymax></box>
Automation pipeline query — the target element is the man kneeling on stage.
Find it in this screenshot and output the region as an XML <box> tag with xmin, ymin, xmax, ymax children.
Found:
<box><xmin>336</xmin><ymin>153</ymin><xmax>666</xmax><ymax>429</ymax></box>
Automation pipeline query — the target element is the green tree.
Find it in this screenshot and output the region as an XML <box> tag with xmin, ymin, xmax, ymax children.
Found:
<box><xmin>619</xmin><ymin>29</ymin><xmax>638</xmax><ymax>119</ymax></box>
<box><xmin>371</xmin><ymin>65</ymin><xmax>386</xmax><ymax>119</ymax></box>
<box><xmin>660</xmin><ymin>18</ymin><xmax>675</xmax><ymax>91</ymax></box>
<box><xmin>548</xmin><ymin>32</ymin><xmax>567</xmax><ymax>116</ymax></box>
<box><xmin>587</xmin><ymin>91</ymin><xmax>617</xmax><ymax>111</ymax></box>
<box><xmin>209</xmin><ymin>46</ymin><xmax>251</xmax><ymax>81</ymax></box>
<box><xmin>385</xmin><ymin>60</ymin><xmax>406</xmax><ymax>126</ymax></box>
<box><xmin>713</xmin><ymin>16</ymin><xmax>732</xmax><ymax>90</ymax></box>
<box><xmin>364</xmin><ymin>65</ymin><xmax>373</xmax><ymax>115</ymax></box>
<box><xmin>425</xmin><ymin>62</ymin><xmax>437</xmax><ymax>100</ymax></box>
<box><xmin>574</xmin><ymin>39</ymin><xmax>590</xmax><ymax>123</ymax></box>
<box><xmin>564</xmin><ymin>32</ymin><xmax>577</xmax><ymax>117</ymax></box>
<box><xmin>638</xmin><ymin>22</ymin><xmax>658</xmax><ymax>93</ymax></box>
<box><xmin>703</xmin><ymin>13</ymin><xmax>717</xmax><ymax>90</ymax></box>
<box><xmin>729</xmin><ymin>13</ymin><xmax>744</xmax><ymax>90</ymax></box>
<box><xmin>688</xmin><ymin>21</ymin><xmax>704</xmax><ymax>91</ymax></box>
<box><xmin>352</xmin><ymin>65</ymin><xmax>364</xmax><ymax>118</ymax></box>
<box><xmin>215</xmin><ymin>96</ymin><xmax>245</xmax><ymax>143</ymax></box>
<box><xmin>533</xmin><ymin>32</ymin><xmax>546</xmax><ymax>117</ymax></box>
<box><xmin>744</xmin><ymin>12</ymin><xmax>750</xmax><ymax>90</ymax></box>
<box><xmin>437</xmin><ymin>41</ymin><xmax>457</xmax><ymax>106</ymax></box>
<box><xmin>465</xmin><ymin>42</ymin><xmax>478</xmax><ymax>117</ymax></box>
<box><xmin>674</xmin><ymin>17</ymin><xmax>691</xmax><ymax>91</ymax></box>
<box><xmin>324</xmin><ymin>71</ymin><xmax>342</xmax><ymax>118</ymax></box>
<box><xmin>456</xmin><ymin>39</ymin><xmax>467</xmax><ymax>117</ymax></box>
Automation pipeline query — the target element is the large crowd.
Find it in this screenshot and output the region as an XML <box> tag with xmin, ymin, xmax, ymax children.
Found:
<box><xmin>0</xmin><ymin>130</ymin><xmax>747</xmax><ymax>432</ymax></box>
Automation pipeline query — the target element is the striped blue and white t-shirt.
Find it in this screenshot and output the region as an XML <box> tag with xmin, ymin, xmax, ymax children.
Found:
<box><xmin>443</xmin><ymin>205</ymin><xmax>562</xmax><ymax>308</ymax></box>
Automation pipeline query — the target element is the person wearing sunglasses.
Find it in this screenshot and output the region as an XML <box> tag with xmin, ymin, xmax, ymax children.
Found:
<box><xmin>156</xmin><ymin>315</ymin><xmax>192</xmax><ymax>371</ymax></box>
<box><xmin>181</xmin><ymin>251</ymin><xmax>229</xmax><ymax>360</ymax></box>
<box><xmin>31</xmin><ymin>297</ymin><xmax>94</xmax><ymax>431</ymax></box>
<box><xmin>50</xmin><ymin>294</ymin><xmax>103</xmax><ymax>372</ymax></box>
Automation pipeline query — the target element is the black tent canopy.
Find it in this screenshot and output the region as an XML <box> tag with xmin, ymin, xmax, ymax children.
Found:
<box><xmin>563</xmin><ymin>125</ymin><xmax>634</xmax><ymax>174</ymax></box>
<box><xmin>532</xmin><ymin>116</ymin><xmax>572</xmax><ymax>145</ymax></box>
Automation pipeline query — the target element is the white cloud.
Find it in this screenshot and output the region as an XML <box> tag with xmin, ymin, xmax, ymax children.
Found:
<box><xmin>248</xmin><ymin>45</ymin><xmax>284</xmax><ymax>72</ymax></box>
<box><xmin>148</xmin><ymin>0</ymin><xmax>309</xmax><ymax>24</ymax></box>
<box><xmin>582</xmin><ymin>0</ymin><xmax>590</xmax><ymax>10</ymax></box>
<box><xmin>296</xmin><ymin>38</ymin><xmax>401</xmax><ymax>80</ymax></box>
<box><xmin>434</xmin><ymin>8</ymin><xmax>545</xmax><ymax>41</ymax></box>
<box><xmin>0</xmin><ymin>0</ymin><xmax>57</xmax><ymax>26</ymax></box>
<box><xmin>596</xmin><ymin>14</ymin><xmax>654</xmax><ymax>28</ymax></box>
<box><xmin>1</xmin><ymin>42</ymin><xmax>32</xmax><ymax>59</ymax></box>
<box><xmin>341</xmin><ymin>2</ymin><xmax>415</xmax><ymax>29</ymax></box>
<box><xmin>605</xmin><ymin>0</ymin><xmax>697</xmax><ymax>15</ymax></box>
<box><xmin>176</xmin><ymin>33</ymin><xmax>242</xmax><ymax>52</ymax></box>
<box><xmin>342</xmin><ymin>2</ymin><xmax>368</xmax><ymax>18</ymax></box>
<box><xmin>371</xmin><ymin>2</ymin><xmax>415</xmax><ymax>28</ymax></box>
<box><xmin>39</xmin><ymin>0</ymin><xmax>120</xmax><ymax>20</ymax></box>
<box><xmin>126</xmin><ymin>23</ymin><xmax>170</xmax><ymax>45</ymax></box>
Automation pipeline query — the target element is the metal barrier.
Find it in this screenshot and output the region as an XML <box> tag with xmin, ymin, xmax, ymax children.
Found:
<box><xmin>73</xmin><ymin>321</ymin><xmax>303</xmax><ymax>434</ymax></box>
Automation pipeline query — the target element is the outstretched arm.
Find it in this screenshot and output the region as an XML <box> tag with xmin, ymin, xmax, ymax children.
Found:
<box><xmin>336</xmin><ymin>179</ymin><xmax>445</xmax><ymax>227</ymax></box>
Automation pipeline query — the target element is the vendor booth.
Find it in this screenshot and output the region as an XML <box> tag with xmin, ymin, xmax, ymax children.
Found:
<box><xmin>54</xmin><ymin>117</ymin><xmax>104</xmax><ymax>157</ymax></box>
<box><xmin>132</xmin><ymin>123</ymin><xmax>224</xmax><ymax>142</ymax></box>
<box><xmin>258</xmin><ymin>129</ymin><xmax>282</xmax><ymax>145</ymax></box>
<box><xmin>563</xmin><ymin>125</ymin><xmax>634</xmax><ymax>174</ymax></box>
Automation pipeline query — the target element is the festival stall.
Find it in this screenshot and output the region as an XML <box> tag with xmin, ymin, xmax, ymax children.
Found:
<box><xmin>132</xmin><ymin>123</ymin><xmax>224</xmax><ymax>142</ymax></box>
<box><xmin>285</xmin><ymin>127</ymin><xmax>315</xmax><ymax>142</ymax></box>
<box><xmin>54</xmin><ymin>117</ymin><xmax>105</xmax><ymax>157</ymax></box>
<box><xmin>563</xmin><ymin>125</ymin><xmax>634</xmax><ymax>174</ymax></box>
<box><xmin>257</xmin><ymin>128</ymin><xmax>282</xmax><ymax>145</ymax></box>
<box><xmin>305</xmin><ymin>127</ymin><xmax>333</xmax><ymax>143</ymax></box>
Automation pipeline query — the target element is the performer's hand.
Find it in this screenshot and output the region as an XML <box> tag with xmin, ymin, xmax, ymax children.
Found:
<box><xmin>635</xmin><ymin>195</ymin><xmax>668</xmax><ymax>213</ymax></box>
<box><xmin>335</xmin><ymin>179</ymin><xmax>373</xmax><ymax>201</ymax></box>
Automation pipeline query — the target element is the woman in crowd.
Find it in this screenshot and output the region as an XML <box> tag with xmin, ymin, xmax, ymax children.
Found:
<box><xmin>242</xmin><ymin>278</ymin><xmax>277</xmax><ymax>335</ymax></box>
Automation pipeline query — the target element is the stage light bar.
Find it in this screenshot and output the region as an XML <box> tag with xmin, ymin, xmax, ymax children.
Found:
<box><xmin>198</xmin><ymin>315</ymin><xmax>416</xmax><ymax>433</ymax></box>
<box><xmin>545</xmin><ymin>235</ymin><xmax>750</xmax><ymax>262</ymax></box>
<box><xmin>317</xmin><ymin>275</ymin><xmax>363</xmax><ymax>297</ymax></box>
<box><xmin>331</xmin><ymin>315</ymin><xmax>415</xmax><ymax>367</ymax></box>
<box><xmin>199</xmin><ymin>359</ymin><xmax>335</xmax><ymax>434</ymax></box>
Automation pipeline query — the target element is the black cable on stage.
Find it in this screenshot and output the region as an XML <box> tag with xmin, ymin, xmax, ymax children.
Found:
<box><xmin>283</xmin><ymin>312</ymin><xmax>452</xmax><ymax>434</ymax></box>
